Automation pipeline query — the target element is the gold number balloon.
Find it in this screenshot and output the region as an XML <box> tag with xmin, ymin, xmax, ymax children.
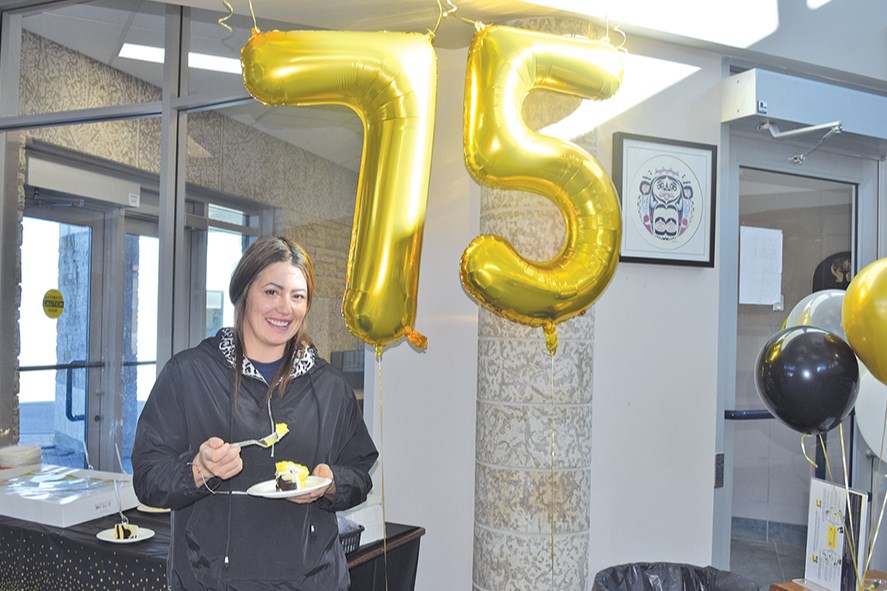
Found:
<box><xmin>242</xmin><ymin>29</ymin><xmax>437</xmax><ymax>355</ymax></box>
<box><xmin>461</xmin><ymin>25</ymin><xmax>624</xmax><ymax>355</ymax></box>
<box><xmin>843</xmin><ymin>258</ymin><xmax>887</xmax><ymax>384</ymax></box>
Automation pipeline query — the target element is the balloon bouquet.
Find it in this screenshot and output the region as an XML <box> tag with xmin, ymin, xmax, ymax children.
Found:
<box><xmin>755</xmin><ymin>260</ymin><xmax>887</xmax><ymax>587</ymax></box>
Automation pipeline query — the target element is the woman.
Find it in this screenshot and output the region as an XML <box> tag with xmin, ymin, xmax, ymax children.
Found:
<box><xmin>133</xmin><ymin>235</ymin><xmax>378</xmax><ymax>591</ymax></box>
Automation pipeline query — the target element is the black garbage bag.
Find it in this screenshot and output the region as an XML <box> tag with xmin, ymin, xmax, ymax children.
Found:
<box><xmin>592</xmin><ymin>562</ymin><xmax>763</xmax><ymax>591</ymax></box>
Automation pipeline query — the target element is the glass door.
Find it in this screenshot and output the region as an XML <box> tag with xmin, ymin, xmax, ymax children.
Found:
<box><xmin>717</xmin><ymin>129</ymin><xmax>880</xmax><ymax>580</ymax></box>
<box><xmin>730</xmin><ymin>169</ymin><xmax>854</xmax><ymax>584</ymax></box>
<box><xmin>19</xmin><ymin>211</ymin><xmax>103</xmax><ymax>469</ymax></box>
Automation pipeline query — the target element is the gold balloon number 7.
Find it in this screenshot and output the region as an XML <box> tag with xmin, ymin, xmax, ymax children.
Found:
<box><xmin>242</xmin><ymin>25</ymin><xmax>624</xmax><ymax>356</ymax></box>
<box><xmin>242</xmin><ymin>29</ymin><xmax>437</xmax><ymax>357</ymax></box>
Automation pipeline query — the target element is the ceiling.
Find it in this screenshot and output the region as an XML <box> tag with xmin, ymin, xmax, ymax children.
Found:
<box><xmin>176</xmin><ymin>0</ymin><xmax>563</xmax><ymax>48</ymax></box>
<box><xmin>17</xmin><ymin>0</ymin><xmax>568</xmax><ymax>172</ymax></box>
<box><xmin>14</xmin><ymin>1</ymin><xmax>886</xmax><ymax>180</ymax></box>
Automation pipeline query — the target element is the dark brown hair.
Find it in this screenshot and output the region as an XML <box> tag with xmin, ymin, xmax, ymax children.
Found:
<box><xmin>229</xmin><ymin>235</ymin><xmax>315</xmax><ymax>402</ymax></box>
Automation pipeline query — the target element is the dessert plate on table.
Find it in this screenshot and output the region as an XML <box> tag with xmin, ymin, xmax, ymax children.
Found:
<box><xmin>246</xmin><ymin>476</ymin><xmax>331</xmax><ymax>499</ymax></box>
<box><xmin>96</xmin><ymin>527</ymin><xmax>155</xmax><ymax>544</ymax></box>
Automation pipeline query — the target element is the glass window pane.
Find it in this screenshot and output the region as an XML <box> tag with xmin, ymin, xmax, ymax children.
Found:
<box><xmin>206</xmin><ymin>229</ymin><xmax>244</xmax><ymax>334</ymax></box>
<box><xmin>186</xmin><ymin>7</ymin><xmax>254</xmax><ymax>97</ymax></box>
<box><xmin>186</xmin><ymin>101</ymin><xmax>362</xmax><ymax>364</ymax></box>
<box><xmin>208</xmin><ymin>204</ymin><xmax>247</xmax><ymax>226</ymax></box>
<box><xmin>19</xmin><ymin>0</ymin><xmax>165</xmax><ymax>115</ymax></box>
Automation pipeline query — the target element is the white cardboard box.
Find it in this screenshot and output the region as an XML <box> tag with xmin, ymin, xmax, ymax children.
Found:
<box><xmin>0</xmin><ymin>464</ymin><xmax>139</xmax><ymax>528</ymax></box>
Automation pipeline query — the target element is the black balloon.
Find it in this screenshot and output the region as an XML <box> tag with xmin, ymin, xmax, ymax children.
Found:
<box><xmin>755</xmin><ymin>326</ymin><xmax>860</xmax><ymax>434</ymax></box>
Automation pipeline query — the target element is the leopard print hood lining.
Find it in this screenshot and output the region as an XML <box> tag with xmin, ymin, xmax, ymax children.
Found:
<box><xmin>217</xmin><ymin>327</ymin><xmax>316</xmax><ymax>383</ymax></box>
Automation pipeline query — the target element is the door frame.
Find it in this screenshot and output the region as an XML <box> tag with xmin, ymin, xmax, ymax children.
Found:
<box><xmin>713</xmin><ymin>128</ymin><xmax>883</xmax><ymax>567</ymax></box>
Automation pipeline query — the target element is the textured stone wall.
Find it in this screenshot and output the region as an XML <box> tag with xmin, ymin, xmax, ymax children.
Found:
<box><xmin>472</xmin><ymin>17</ymin><xmax>601</xmax><ymax>591</ymax></box>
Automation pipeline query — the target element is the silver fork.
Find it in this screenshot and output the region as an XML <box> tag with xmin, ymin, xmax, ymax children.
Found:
<box><xmin>113</xmin><ymin>480</ymin><xmax>128</xmax><ymax>525</ymax></box>
<box><xmin>113</xmin><ymin>444</ymin><xmax>128</xmax><ymax>525</ymax></box>
<box><xmin>233</xmin><ymin>430</ymin><xmax>280</xmax><ymax>448</ymax></box>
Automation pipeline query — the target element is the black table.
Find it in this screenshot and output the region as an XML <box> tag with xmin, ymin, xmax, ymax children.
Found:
<box><xmin>0</xmin><ymin>509</ymin><xmax>423</xmax><ymax>591</ymax></box>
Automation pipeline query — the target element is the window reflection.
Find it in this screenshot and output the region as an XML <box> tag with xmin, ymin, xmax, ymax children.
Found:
<box><xmin>20</xmin><ymin>0</ymin><xmax>165</xmax><ymax>115</ymax></box>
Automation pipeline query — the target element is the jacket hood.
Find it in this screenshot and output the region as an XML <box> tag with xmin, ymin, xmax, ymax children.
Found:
<box><xmin>216</xmin><ymin>327</ymin><xmax>317</xmax><ymax>383</ymax></box>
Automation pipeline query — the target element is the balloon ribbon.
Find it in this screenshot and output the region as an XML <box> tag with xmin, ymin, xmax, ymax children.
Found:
<box><xmin>864</xmin><ymin>389</ymin><xmax>887</xmax><ymax>585</ymax></box>
<box><xmin>549</xmin><ymin>351</ymin><xmax>556</xmax><ymax>587</ymax></box>
<box><xmin>377</xmin><ymin>352</ymin><xmax>390</xmax><ymax>591</ymax></box>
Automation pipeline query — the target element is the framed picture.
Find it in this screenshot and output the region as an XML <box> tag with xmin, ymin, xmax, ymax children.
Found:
<box><xmin>612</xmin><ymin>132</ymin><xmax>717</xmax><ymax>267</ymax></box>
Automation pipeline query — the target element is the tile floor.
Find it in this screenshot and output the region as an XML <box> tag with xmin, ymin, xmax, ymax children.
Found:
<box><xmin>730</xmin><ymin>536</ymin><xmax>807</xmax><ymax>589</ymax></box>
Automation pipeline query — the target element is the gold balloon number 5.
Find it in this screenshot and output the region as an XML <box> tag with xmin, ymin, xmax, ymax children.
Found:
<box><xmin>242</xmin><ymin>29</ymin><xmax>437</xmax><ymax>356</ymax></box>
<box><xmin>242</xmin><ymin>26</ymin><xmax>624</xmax><ymax>356</ymax></box>
<box><xmin>461</xmin><ymin>25</ymin><xmax>624</xmax><ymax>355</ymax></box>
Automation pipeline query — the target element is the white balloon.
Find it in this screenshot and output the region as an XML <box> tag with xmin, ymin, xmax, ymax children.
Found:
<box><xmin>854</xmin><ymin>363</ymin><xmax>887</xmax><ymax>460</ymax></box>
<box><xmin>785</xmin><ymin>289</ymin><xmax>846</xmax><ymax>340</ymax></box>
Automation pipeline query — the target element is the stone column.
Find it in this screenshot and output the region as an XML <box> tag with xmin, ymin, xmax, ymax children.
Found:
<box><xmin>472</xmin><ymin>17</ymin><xmax>601</xmax><ymax>591</ymax></box>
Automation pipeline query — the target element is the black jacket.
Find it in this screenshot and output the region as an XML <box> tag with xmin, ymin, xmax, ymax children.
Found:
<box><xmin>132</xmin><ymin>329</ymin><xmax>378</xmax><ymax>590</ymax></box>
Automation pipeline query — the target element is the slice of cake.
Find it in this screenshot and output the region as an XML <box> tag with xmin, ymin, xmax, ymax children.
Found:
<box><xmin>259</xmin><ymin>422</ymin><xmax>290</xmax><ymax>447</ymax></box>
<box><xmin>275</xmin><ymin>461</ymin><xmax>309</xmax><ymax>491</ymax></box>
<box><xmin>114</xmin><ymin>523</ymin><xmax>139</xmax><ymax>540</ymax></box>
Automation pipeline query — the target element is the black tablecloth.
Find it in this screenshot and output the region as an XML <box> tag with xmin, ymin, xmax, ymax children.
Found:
<box><xmin>0</xmin><ymin>509</ymin><xmax>423</xmax><ymax>591</ymax></box>
<box><xmin>0</xmin><ymin>509</ymin><xmax>168</xmax><ymax>591</ymax></box>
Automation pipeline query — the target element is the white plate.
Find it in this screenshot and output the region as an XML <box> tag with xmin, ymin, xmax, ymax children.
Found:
<box><xmin>96</xmin><ymin>526</ymin><xmax>155</xmax><ymax>544</ymax></box>
<box><xmin>136</xmin><ymin>503</ymin><xmax>170</xmax><ymax>514</ymax></box>
<box><xmin>246</xmin><ymin>476</ymin><xmax>332</xmax><ymax>499</ymax></box>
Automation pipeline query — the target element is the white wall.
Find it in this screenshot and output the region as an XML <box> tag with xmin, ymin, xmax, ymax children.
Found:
<box><xmin>362</xmin><ymin>3</ymin><xmax>887</xmax><ymax>588</ymax></box>
<box><xmin>364</xmin><ymin>45</ymin><xmax>480</xmax><ymax>590</ymax></box>
<box><xmin>588</xmin><ymin>36</ymin><xmax>724</xmax><ymax>576</ymax></box>
<box><xmin>747</xmin><ymin>0</ymin><xmax>887</xmax><ymax>84</ymax></box>
<box><xmin>370</xmin><ymin>31</ymin><xmax>727</xmax><ymax>587</ymax></box>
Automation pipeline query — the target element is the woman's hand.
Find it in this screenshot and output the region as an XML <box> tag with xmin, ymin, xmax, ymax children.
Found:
<box><xmin>287</xmin><ymin>463</ymin><xmax>336</xmax><ymax>504</ymax></box>
<box><xmin>192</xmin><ymin>437</ymin><xmax>243</xmax><ymax>488</ymax></box>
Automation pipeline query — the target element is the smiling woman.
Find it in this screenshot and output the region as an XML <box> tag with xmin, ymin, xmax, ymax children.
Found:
<box><xmin>132</xmin><ymin>235</ymin><xmax>378</xmax><ymax>591</ymax></box>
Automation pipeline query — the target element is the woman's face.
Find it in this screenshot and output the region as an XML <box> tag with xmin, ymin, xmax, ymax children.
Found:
<box><xmin>241</xmin><ymin>261</ymin><xmax>308</xmax><ymax>362</ymax></box>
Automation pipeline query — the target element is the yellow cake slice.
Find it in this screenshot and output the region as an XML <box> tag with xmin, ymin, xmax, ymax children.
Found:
<box><xmin>114</xmin><ymin>523</ymin><xmax>139</xmax><ymax>540</ymax></box>
<box><xmin>275</xmin><ymin>461</ymin><xmax>309</xmax><ymax>491</ymax></box>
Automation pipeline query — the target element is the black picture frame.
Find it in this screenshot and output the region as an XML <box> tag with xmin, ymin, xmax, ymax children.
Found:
<box><xmin>613</xmin><ymin>132</ymin><xmax>717</xmax><ymax>267</ymax></box>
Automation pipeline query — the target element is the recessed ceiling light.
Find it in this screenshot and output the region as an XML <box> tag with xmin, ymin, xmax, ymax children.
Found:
<box><xmin>119</xmin><ymin>43</ymin><xmax>164</xmax><ymax>64</ymax></box>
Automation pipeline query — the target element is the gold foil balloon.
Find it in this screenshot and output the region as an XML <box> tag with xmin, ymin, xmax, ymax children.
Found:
<box><xmin>242</xmin><ymin>29</ymin><xmax>437</xmax><ymax>355</ymax></box>
<box><xmin>461</xmin><ymin>25</ymin><xmax>624</xmax><ymax>355</ymax></box>
<box><xmin>844</xmin><ymin>258</ymin><xmax>887</xmax><ymax>384</ymax></box>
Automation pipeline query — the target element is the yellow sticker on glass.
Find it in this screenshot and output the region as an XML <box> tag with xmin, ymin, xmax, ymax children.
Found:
<box><xmin>42</xmin><ymin>288</ymin><xmax>64</xmax><ymax>319</ymax></box>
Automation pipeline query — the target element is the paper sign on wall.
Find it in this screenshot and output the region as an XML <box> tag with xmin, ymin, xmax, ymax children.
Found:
<box><xmin>739</xmin><ymin>226</ymin><xmax>783</xmax><ymax>306</ymax></box>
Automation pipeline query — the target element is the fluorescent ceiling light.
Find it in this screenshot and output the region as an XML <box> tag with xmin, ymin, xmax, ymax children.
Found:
<box><xmin>119</xmin><ymin>43</ymin><xmax>164</xmax><ymax>64</ymax></box>
<box><xmin>539</xmin><ymin>53</ymin><xmax>700</xmax><ymax>140</ymax></box>
<box><xmin>522</xmin><ymin>0</ymin><xmax>779</xmax><ymax>49</ymax></box>
<box><xmin>189</xmin><ymin>53</ymin><xmax>243</xmax><ymax>75</ymax></box>
<box><xmin>118</xmin><ymin>43</ymin><xmax>241</xmax><ymax>74</ymax></box>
